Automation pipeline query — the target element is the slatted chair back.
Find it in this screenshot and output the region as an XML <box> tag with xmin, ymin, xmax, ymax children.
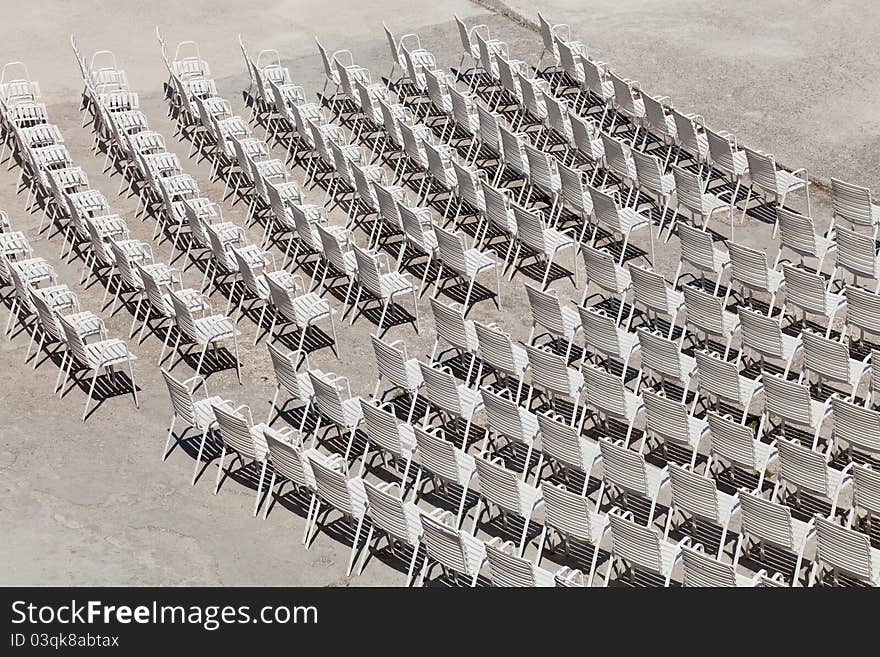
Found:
<box><xmin>668</xmin><ymin>462</ymin><xmax>722</xmax><ymax>524</ymax></box>
<box><xmin>831</xmin><ymin>177</ymin><xmax>877</xmax><ymax>230</ymax></box>
<box><xmin>214</xmin><ymin>404</ymin><xmax>264</xmax><ymax>461</ymax></box>
<box><xmin>777</xmin><ymin>438</ymin><xmax>832</xmax><ymax>500</ymax></box>
<box><xmin>836</xmin><ymin>225</ymin><xmax>880</xmax><ymax>281</ymax></box>
<box><xmin>738</xmin><ymin>489</ymin><xmax>797</xmax><ymax>552</ymax></box>
<box><xmin>763</xmin><ymin>373</ymin><xmax>817</xmax><ymax>432</ymax></box>
<box><xmin>310</xmin><ymin>457</ymin><xmax>356</xmax><ymax>518</ymax></box>
<box><xmin>814</xmin><ymin>516</ymin><xmax>876</xmax><ymax>584</ymax></box>
<box><xmin>707</xmin><ymin>411</ymin><xmax>762</xmax><ymax>473</ymax></box>
<box><xmin>265</xmin><ymin>428</ymin><xmax>313</xmax><ymax>489</ymax></box>
<box><xmin>831</xmin><ymin>395</ymin><xmax>880</xmax><ymax>458</ymax></box>
<box><xmin>607</xmin><ymin>510</ymin><xmax>666</xmax><ymax>576</ymax></box>
<box><xmin>599</xmin><ymin>438</ymin><xmax>650</xmax><ymax>497</ymax></box>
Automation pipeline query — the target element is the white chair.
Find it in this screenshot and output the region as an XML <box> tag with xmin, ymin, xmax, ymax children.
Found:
<box><xmin>725</xmin><ymin>241</ymin><xmax>785</xmax><ymax>315</ymax></box>
<box><xmin>598</xmin><ymin>437</ymin><xmax>670</xmax><ymax>526</ymax></box>
<box><xmin>160</xmin><ymin>368</ymin><xmax>230</xmax><ymax>474</ymax></box>
<box><xmin>773</xmin><ymin>438</ymin><xmax>853</xmax><ymax>518</ymax></box>
<box><xmin>525</xmin><ymin>283</ymin><xmax>582</xmax><ymax>363</ymax></box>
<box><xmin>525</xmin><ymin>343</ymin><xmax>586</xmax><ymax>429</ymax></box>
<box><xmin>169</xmin><ymin>289</ymin><xmax>241</xmax><ymax>383</ymax></box>
<box><xmin>417</xmin><ymin>509</ymin><xmax>486</xmax><ymax>586</ymax></box>
<box><xmin>538</xmin><ymin>411</ymin><xmax>601</xmax><ymax>494</ymax></box>
<box><xmin>434</xmin><ymin>224</ymin><xmax>501</xmax><ymax>311</ymax></box>
<box><xmin>588</xmin><ymin>184</ymin><xmax>653</xmax><ymax>266</ymax></box>
<box><xmin>682</xmin><ymin>285</ymin><xmax>739</xmax><ymax>357</ymax></box>
<box><xmin>540</xmin><ymin>482</ymin><xmax>609</xmax><ymax>584</ymax></box>
<box><xmin>737</xmin><ymin>306</ymin><xmax>802</xmax><ymax>375</ymax></box>
<box><xmin>358</xmin><ymin>399</ymin><xmax>417</xmax><ymax>486</ymax></box>
<box><xmin>665</xmin><ymin>463</ymin><xmax>741</xmax><ymax>559</ymax></box>
<box><xmin>58</xmin><ymin>314</ymin><xmax>138</xmax><ymax>421</ymax></box>
<box><xmin>510</xmin><ymin>203</ymin><xmax>578</xmax><ymax>289</ymax></box>
<box><xmin>412</xmin><ymin>425</ymin><xmax>477</xmax><ymax>528</ymax></box>
<box><xmin>308</xmin><ymin>369</ymin><xmax>364</xmax><ymax>461</ymax></box>
<box><xmin>706</xmin><ymin>411</ymin><xmax>779</xmax><ymax>490</ymax></box>
<box><xmin>350</xmin><ymin>244</ymin><xmax>419</xmax><ymax>334</ymax></box>
<box><xmin>485</xmin><ymin>537</ymin><xmax>557</xmax><ymax>587</ymax></box>
<box><xmin>627</xmin><ymin>265</ymin><xmax>684</xmax><ymax>339</ymax></box>
<box><xmin>370</xmin><ymin>334</ymin><xmax>423</xmax><ymax>421</ymax></box>
<box><xmin>582</xmin><ymin>363</ymin><xmax>643</xmax><ymax>445</ymax></box>
<box><xmin>304</xmin><ymin>455</ymin><xmax>369</xmax><ymax>576</ymax></box>
<box><xmin>759</xmin><ymin>374</ymin><xmax>831</xmax><ymax>447</ymax></box>
<box><xmin>830</xmin><ymin>177</ymin><xmax>880</xmax><ymax>239</ymax></box>
<box><xmin>358</xmin><ymin>480</ymin><xmax>424</xmax><ymax>584</ymax></box>
<box><xmin>472</xmin><ymin>455</ymin><xmax>544</xmax><ymax>556</ymax></box>
<box><xmin>735</xmin><ymin>489</ymin><xmax>816</xmax><ymax>586</ymax></box>
<box><xmin>266</xmin><ymin>343</ymin><xmax>316</xmax><ymax>431</ymax></box>
<box><xmin>604</xmin><ymin>508</ymin><xmax>683</xmax><ymax>587</ymax></box>
<box><xmin>578</xmin><ymin>304</ymin><xmax>640</xmax><ymax>378</ymax></box>
<box><xmin>211</xmin><ymin>403</ymin><xmax>272</xmax><ymax>515</ymax></box>
<box><xmin>480</xmin><ymin>386</ymin><xmax>541</xmax><ymax>481</ymax></box>
<box><xmin>830</xmin><ymin>395</ymin><xmax>880</xmax><ymax>463</ymax></box>
<box><xmin>810</xmin><ymin>515</ymin><xmax>880</xmax><ymax>586</ymax></box>
<box><xmin>743</xmin><ymin>147</ymin><xmax>811</xmax><ymax>233</ymax></box>
<box><xmin>580</xmin><ymin>245</ymin><xmax>632</xmax><ymax>323</ymax></box>
<box><xmin>641</xmin><ymin>389</ymin><xmax>708</xmax><ymax>468</ymax></box>
<box><xmin>800</xmin><ymin>330</ymin><xmax>870</xmax><ymax>401</ymax></box>
<box><xmin>680</xmin><ymin>543</ymin><xmax>761</xmax><ymax>587</ymax></box>
<box><xmin>694</xmin><ymin>349</ymin><xmax>764</xmax><ymax>423</ymax></box>
<box><xmin>780</xmin><ymin>264</ymin><xmax>846</xmax><ymax>338</ymax></box>
<box><xmin>417</xmin><ymin>361</ymin><xmax>483</xmax><ymax>449</ymax></box>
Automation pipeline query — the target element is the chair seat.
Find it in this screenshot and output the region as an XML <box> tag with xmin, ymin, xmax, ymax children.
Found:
<box><xmin>60</xmin><ymin>311</ymin><xmax>104</xmax><ymax>339</ymax></box>
<box><xmin>192</xmin><ymin>314</ymin><xmax>238</xmax><ymax>343</ymax></box>
<box><xmin>513</xmin><ymin>480</ymin><xmax>544</xmax><ymax>519</ymax></box>
<box><xmin>159</xmin><ymin>288</ymin><xmax>205</xmax><ymax>318</ymax></box>
<box><xmin>82</xmin><ymin>338</ymin><xmax>136</xmax><ymax>368</ymax></box>
<box><xmin>616</xmin><ymin>206</ymin><xmax>650</xmax><ymax>233</ymax></box>
<box><xmin>340</xmin><ymin>396</ymin><xmax>365</xmax><ymax>429</ymax></box>
<box><xmin>730</xmin><ymin>150</ymin><xmax>748</xmax><ymax>176</ymax></box>
<box><xmin>772</xmin><ymin>169</ymin><xmax>808</xmax><ymax>196</ymax></box>
<box><xmin>379</xmin><ymin>271</ymin><xmax>414</xmax><ymax>297</ymax></box>
<box><xmin>192</xmin><ymin>395</ymin><xmax>231</xmax><ymax>430</ymax></box>
<box><xmin>540</xmin><ymin>227</ymin><xmax>575</xmax><ymax>255</ymax></box>
<box><xmin>462</xmin><ymin>247</ymin><xmax>497</xmax><ymax>277</ymax></box>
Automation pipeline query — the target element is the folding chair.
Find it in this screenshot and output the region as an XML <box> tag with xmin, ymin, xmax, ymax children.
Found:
<box><xmin>800</xmin><ymin>330</ymin><xmax>870</xmax><ymax>401</ymax></box>
<box><xmin>706</xmin><ymin>411</ymin><xmax>778</xmax><ymax>490</ymax></box>
<box><xmin>480</xmin><ymin>386</ymin><xmax>541</xmax><ymax>480</ymax></box>
<box><xmin>579</xmin><ymin>244</ymin><xmax>632</xmax><ymax>322</ymax></box>
<box><xmin>682</xmin><ymin>285</ymin><xmax>739</xmax><ymax>357</ymax></box>
<box><xmin>266</xmin><ymin>343</ymin><xmax>315</xmax><ymax>431</ymax></box>
<box><xmin>370</xmin><ymin>333</ymin><xmax>423</xmax><ymax>421</ymax></box>
<box><xmin>725</xmin><ymin>241</ymin><xmax>785</xmax><ymax>314</ymax></box>
<box><xmin>780</xmin><ymin>264</ymin><xmax>846</xmax><ymax>338</ymax></box>
<box><xmin>775</xmin><ymin>207</ymin><xmax>835</xmax><ymax>273</ymax></box>
<box><xmin>307</xmin><ymin>369</ymin><xmax>364</xmax><ymax>461</ymax></box>
<box><xmin>350</xmin><ymin>244</ymin><xmax>419</xmax><ymax>334</ymax></box>
<box><xmin>416</xmin><ymin>361</ymin><xmax>483</xmax><ymax>448</ymax></box>
<box><xmin>674</xmin><ymin>223</ymin><xmax>730</xmax><ymax>294</ymax></box>
<box><xmin>434</xmin><ymin>225</ymin><xmax>501</xmax><ymax>311</ymax></box>
<box><xmin>168</xmin><ymin>289</ymin><xmax>240</xmax><ymax>383</ymax></box>
<box><xmin>736</xmin><ymin>306</ymin><xmax>802</xmax><ymax>375</ymax></box>
<box><xmin>578</xmin><ymin>304</ymin><xmax>640</xmax><ymax>377</ymax></box>
<box><xmin>412</xmin><ymin>424</ymin><xmax>477</xmax><ymax>527</ymax></box>
<box><xmin>582</xmin><ymin>363</ymin><xmax>643</xmax><ymax>445</ymax></box>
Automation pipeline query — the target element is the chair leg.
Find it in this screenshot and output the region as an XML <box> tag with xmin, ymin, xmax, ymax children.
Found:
<box><xmin>254</xmin><ymin>459</ymin><xmax>268</xmax><ymax>516</ymax></box>
<box><xmin>213</xmin><ymin>444</ymin><xmax>228</xmax><ymax>495</ymax></box>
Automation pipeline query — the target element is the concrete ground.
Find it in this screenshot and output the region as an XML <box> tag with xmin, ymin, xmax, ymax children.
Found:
<box><xmin>0</xmin><ymin>0</ymin><xmax>844</xmax><ymax>586</ymax></box>
<box><xmin>497</xmin><ymin>0</ymin><xmax>880</xmax><ymax>191</ymax></box>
